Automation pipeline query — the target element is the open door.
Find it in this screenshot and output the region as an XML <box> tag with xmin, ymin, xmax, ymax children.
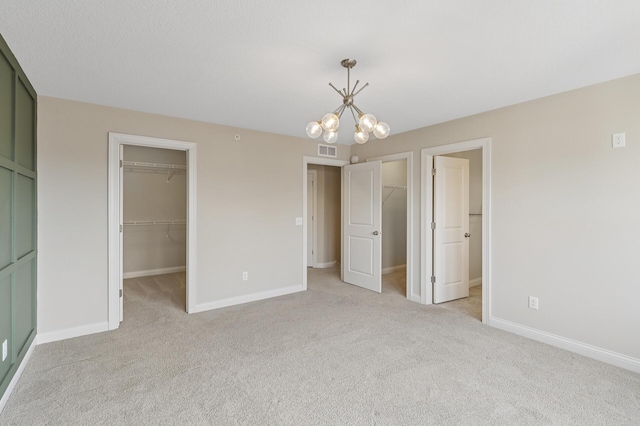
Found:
<box><xmin>433</xmin><ymin>156</ymin><xmax>469</xmax><ymax>303</ymax></box>
<box><xmin>342</xmin><ymin>161</ymin><xmax>382</xmax><ymax>292</ymax></box>
<box><xmin>118</xmin><ymin>144</ymin><xmax>124</xmax><ymax>322</ymax></box>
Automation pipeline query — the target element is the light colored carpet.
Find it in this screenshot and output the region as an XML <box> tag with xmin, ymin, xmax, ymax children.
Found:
<box><xmin>1</xmin><ymin>267</ymin><xmax>639</xmax><ymax>425</ymax></box>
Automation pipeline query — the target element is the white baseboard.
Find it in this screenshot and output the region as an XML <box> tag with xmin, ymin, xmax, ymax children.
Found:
<box><xmin>469</xmin><ymin>277</ymin><xmax>482</xmax><ymax>287</ymax></box>
<box><xmin>193</xmin><ymin>285</ymin><xmax>303</xmax><ymax>313</ymax></box>
<box><xmin>382</xmin><ymin>264</ymin><xmax>406</xmax><ymax>275</ymax></box>
<box><xmin>37</xmin><ymin>321</ymin><xmax>109</xmax><ymax>345</ymax></box>
<box><xmin>0</xmin><ymin>338</ymin><xmax>36</xmax><ymax>414</ymax></box>
<box><xmin>123</xmin><ymin>266</ymin><xmax>186</xmax><ymax>279</ymax></box>
<box><xmin>490</xmin><ymin>316</ymin><xmax>640</xmax><ymax>373</ymax></box>
<box><xmin>313</xmin><ymin>261</ymin><xmax>337</xmax><ymax>269</ymax></box>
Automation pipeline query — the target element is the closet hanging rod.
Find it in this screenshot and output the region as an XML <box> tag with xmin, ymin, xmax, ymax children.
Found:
<box><xmin>383</xmin><ymin>185</ymin><xmax>407</xmax><ymax>190</ymax></box>
<box><xmin>123</xmin><ymin>219</ymin><xmax>187</xmax><ymax>226</ymax></box>
<box><xmin>122</xmin><ymin>161</ymin><xmax>187</xmax><ymax>170</ymax></box>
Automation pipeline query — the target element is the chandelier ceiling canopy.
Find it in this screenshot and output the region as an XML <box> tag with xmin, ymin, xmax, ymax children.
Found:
<box><xmin>306</xmin><ymin>59</ymin><xmax>390</xmax><ymax>145</ymax></box>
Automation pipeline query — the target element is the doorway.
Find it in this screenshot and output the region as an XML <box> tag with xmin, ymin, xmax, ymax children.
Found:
<box><xmin>421</xmin><ymin>138</ymin><xmax>491</xmax><ymax>323</ymax></box>
<box><xmin>108</xmin><ymin>133</ymin><xmax>198</xmax><ymax>330</ymax></box>
<box><xmin>302</xmin><ymin>157</ymin><xmax>348</xmax><ymax>290</ymax></box>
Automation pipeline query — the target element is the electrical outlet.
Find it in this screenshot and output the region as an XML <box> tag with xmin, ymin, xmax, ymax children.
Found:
<box><xmin>242</xmin><ymin>271</ymin><xmax>248</xmax><ymax>281</ymax></box>
<box><xmin>528</xmin><ymin>296</ymin><xmax>539</xmax><ymax>310</ymax></box>
<box><xmin>295</xmin><ymin>217</ymin><xmax>303</xmax><ymax>225</ymax></box>
<box><xmin>2</xmin><ymin>339</ymin><xmax>7</xmax><ymax>361</ymax></box>
<box><xmin>612</xmin><ymin>132</ymin><xmax>626</xmax><ymax>148</ymax></box>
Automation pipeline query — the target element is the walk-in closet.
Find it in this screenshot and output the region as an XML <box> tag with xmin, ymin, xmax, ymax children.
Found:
<box><xmin>122</xmin><ymin>145</ymin><xmax>187</xmax><ymax>315</ymax></box>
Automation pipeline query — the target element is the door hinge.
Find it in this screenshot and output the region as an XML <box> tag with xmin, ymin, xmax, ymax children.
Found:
<box><xmin>432</xmin><ymin>168</ymin><xmax>436</xmax><ymax>176</ymax></box>
<box><xmin>119</xmin><ymin>159</ymin><xmax>123</xmax><ymax>168</ymax></box>
<box><xmin>431</xmin><ymin>222</ymin><xmax>435</xmax><ymax>230</ymax></box>
<box><xmin>119</xmin><ymin>289</ymin><xmax>123</xmax><ymax>297</ymax></box>
<box><xmin>430</xmin><ymin>276</ymin><xmax>436</xmax><ymax>284</ymax></box>
<box><xmin>120</xmin><ymin>224</ymin><xmax>123</xmax><ymax>233</ymax></box>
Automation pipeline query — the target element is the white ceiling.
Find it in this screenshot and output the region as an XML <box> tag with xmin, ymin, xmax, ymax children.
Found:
<box><xmin>2</xmin><ymin>1</ymin><xmax>639</xmax><ymax>145</ymax></box>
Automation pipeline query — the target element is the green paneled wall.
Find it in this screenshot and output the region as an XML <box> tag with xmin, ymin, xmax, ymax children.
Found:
<box><xmin>0</xmin><ymin>33</ymin><xmax>37</xmax><ymax>401</ymax></box>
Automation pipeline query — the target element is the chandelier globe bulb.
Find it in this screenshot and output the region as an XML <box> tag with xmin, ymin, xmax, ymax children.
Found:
<box><xmin>358</xmin><ymin>114</ymin><xmax>377</xmax><ymax>133</ymax></box>
<box><xmin>354</xmin><ymin>126</ymin><xmax>369</xmax><ymax>144</ymax></box>
<box><xmin>321</xmin><ymin>113</ymin><xmax>340</xmax><ymax>132</ymax></box>
<box><xmin>306</xmin><ymin>121</ymin><xmax>323</xmax><ymax>138</ymax></box>
<box><xmin>373</xmin><ymin>121</ymin><xmax>390</xmax><ymax>139</ymax></box>
<box><xmin>323</xmin><ymin>130</ymin><xmax>338</xmax><ymax>144</ymax></box>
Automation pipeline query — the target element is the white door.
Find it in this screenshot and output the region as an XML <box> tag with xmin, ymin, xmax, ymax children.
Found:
<box><xmin>307</xmin><ymin>171</ymin><xmax>316</xmax><ymax>267</ymax></box>
<box><xmin>433</xmin><ymin>156</ymin><xmax>469</xmax><ymax>303</ymax></box>
<box><xmin>118</xmin><ymin>145</ymin><xmax>124</xmax><ymax>321</ymax></box>
<box><xmin>343</xmin><ymin>161</ymin><xmax>382</xmax><ymax>292</ymax></box>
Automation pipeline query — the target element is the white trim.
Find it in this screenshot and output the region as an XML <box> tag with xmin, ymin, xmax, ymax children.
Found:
<box><xmin>193</xmin><ymin>285</ymin><xmax>303</xmax><ymax>313</ymax></box>
<box><xmin>366</xmin><ymin>152</ymin><xmax>415</xmax><ymax>302</ymax></box>
<box><xmin>0</xmin><ymin>339</ymin><xmax>36</xmax><ymax>414</ymax></box>
<box><xmin>469</xmin><ymin>277</ymin><xmax>482</xmax><ymax>287</ymax></box>
<box><xmin>490</xmin><ymin>317</ymin><xmax>640</xmax><ymax>373</ymax></box>
<box><xmin>382</xmin><ymin>264</ymin><xmax>406</xmax><ymax>275</ymax></box>
<box><xmin>307</xmin><ymin>169</ymin><xmax>318</xmax><ymax>268</ymax></box>
<box><xmin>37</xmin><ymin>321</ymin><xmax>109</xmax><ymax>345</ymax></box>
<box><xmin>314</xmin><ymin>260</ymin><xmax>337</xmax><ymax>269</ymax></box>
<box><xmin>302</xmin><ymin>157</ymin><xmax>349</xmax><ymax>291</ymax></box>
<box><xmin>123</xmin><ymin>266</ymin><xmax>186</xmax><ymax>279</ymax></box>
<box><xmin>108</xmin><ymin>132</ymin><xmax>198</xmax><ymax>330</ymax></box>
<box><xmin>421</xmin><ymin>138</ymin><xmax>491</xmax><ymax>324</ymax></box>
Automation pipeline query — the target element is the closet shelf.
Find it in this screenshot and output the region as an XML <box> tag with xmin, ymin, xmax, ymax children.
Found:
<box><xmin>124</xmin><ymin>220</ymin><xmax>187</xmax><ymax>226</ymax></box>
<box><xmin>383</xmin><ymin>185</ymin><xmax>407</xmax><ymax>190</ymax></box>
<box><xmin>123</xmin><ymin>161</ymin><xmax>186</xmax><ymax>171</ymax></box>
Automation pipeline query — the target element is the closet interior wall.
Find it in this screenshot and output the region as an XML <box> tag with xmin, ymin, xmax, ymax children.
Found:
<box><xmin>307</xmin><ymin>165</ymin><xmax>341</xmax><ymax>267</ymax></box>
<box><xmin>123</xmin><ymin>146</ymin><xmax>187</xmax><ymax>278</ymax></box>
<box><xmin>381</xmin><ymin>160</ymin><xmax>407</xmax><ymax>274</ymax></box>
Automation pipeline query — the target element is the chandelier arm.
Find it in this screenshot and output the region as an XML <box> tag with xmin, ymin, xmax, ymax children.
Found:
<box><xmin>329</xmin><ymin>83</ymin><xmax>345</xmax><ymax>97</ymax></box>
<box><xmin>349</xmin><ymin>106</ymin><xmax>359</xmax><ymax>126</ymax></box>
<box><xmin>350</xmin><ymin>80</ymin><xmax>360</xmax><ymax>96</ymax></box>
<box><xmin>351</xmin><ymin>103</ymin><xmax>365</xmax><ymax>117</ymax></box>
<box><xmin>334</xmin><ymin>104</ymin><xmax>347</xmax><ymax>118</ymax></box>
<box><xmin>352</xmin><ymin>82</ymin><xmax>369</xmax><ymax>97</ymax></box>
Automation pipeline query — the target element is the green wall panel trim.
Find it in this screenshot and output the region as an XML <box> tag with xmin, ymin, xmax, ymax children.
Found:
<box><xmin>0</xmin><ymin>332</ymin><xmax>35</xmax><ymax>399</ymax></box>
<box><xmin>0</xmin><ymin>251</ymin><xmax>36</xmax><ymax>280</ymax></box>
<box><xmin>0</xmin><ymin>32</ymin><xmax>37</xmax><ymax>404</ymax></box>
<box><xmin>0</xmin><ymin>34</ymin><xmax>36</xmax><ymax>98</ymax></box>
<box><xmin>0</xmin><ymin>156</ymin><xmax>37</xmax><ymax>179</ymax></box>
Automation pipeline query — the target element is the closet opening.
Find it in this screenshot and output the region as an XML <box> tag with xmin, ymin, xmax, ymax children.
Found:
<box><xmin>108</xmin><ymin>133</ymin><xmax>197</xmax><ymax>330</ymax></box>
<box><xmin>381</xmin><ymin>159</ymin><xmax>408</xmax><ymax>297</ymax></box>
<box><xmin>122</xmin><ymin>146</ymin><xmax>187</xmax><ymax>319</ymax></box>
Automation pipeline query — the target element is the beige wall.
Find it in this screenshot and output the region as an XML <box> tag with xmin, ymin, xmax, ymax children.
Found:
<box><xmin>36</xmin><ymin>97</ymin><xmax>350</xmax><ymax>334</ymax></box>
<box><xmin>123</xmin><ymin>146</ymin><xmax>186</xmax><ymax>275</ymax></box>
<box><xmin>352</xmin><ymin>73</ymin><xmax>640</xmax><ymax>359</ymax></box>
<box><xmin>307</xmin><ymin>164</ymin><xmax>341</xmax><ymax>266</ymax></box>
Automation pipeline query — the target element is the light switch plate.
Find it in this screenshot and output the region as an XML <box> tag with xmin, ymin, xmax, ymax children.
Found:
<box><xmin>295</xmin><ymin>217</ymin><xmax>302</xmax><ymax>225</ymax></box>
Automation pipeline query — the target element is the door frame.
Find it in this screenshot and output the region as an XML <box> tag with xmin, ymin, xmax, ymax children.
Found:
<box><xmin>302</xmin><ymin>156</ymin><xmax>349</xmax><ymax>290</ymax></box>
<box><xmin>421</xmin><ymin>138</ymin><xmax>491</xmax><ymax>323</ymax></box>
<box><xmin>307</xmin><ymin>169</ymin><xmax>318</xmax><ymax>268</ymax></box>
<box><xmin>108</xmin><ymin>133</ymin><xmax>198</xmax><ymax>330</ymax></box>
<box><xmin>366</xmin><ymin>152</ymin><xmax>416</xmax><ymax>302</ymax></box>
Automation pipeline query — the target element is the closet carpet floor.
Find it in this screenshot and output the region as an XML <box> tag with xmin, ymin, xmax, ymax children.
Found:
<box><xmin>1</xmin><ymin>268</ymin><xmax>639</xmax><ymax>425</ymax></box>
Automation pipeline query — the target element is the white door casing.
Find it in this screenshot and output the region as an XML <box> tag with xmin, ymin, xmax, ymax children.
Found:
<box><xmin>433</xmin><ymin>156</ymin><xmax>469</xmax><ymax>303</ymax></box>
<box><xmin>342</xmin><ymin>161</ymin><xmax>382</xmax><ymax>293</ymax></box>
<box><xmin>119</xmin><ymin>144</ymin><xmax>124</xmax><ymax>322</ymax></box>
<box><xmin>307</xmin><ymin>170</ymin><xmax>317</xmax><ymax>267</ymax></box>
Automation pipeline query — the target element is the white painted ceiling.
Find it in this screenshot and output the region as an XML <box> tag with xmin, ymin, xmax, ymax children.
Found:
<box><xmin>2</xmin><ymin>1</ymin><xmax>639</xmax><ymax>144</ymax></box>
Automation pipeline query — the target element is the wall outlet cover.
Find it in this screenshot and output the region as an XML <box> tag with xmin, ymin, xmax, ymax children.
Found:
<box><xmin>612</xmin><ymin>132</ymin><xmax>626</xmax><ymax>148</ymax></box>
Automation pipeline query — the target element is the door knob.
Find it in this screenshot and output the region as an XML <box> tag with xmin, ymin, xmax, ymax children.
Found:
<box><xmin>464</xmin><ymin>233</ymin><xmax>470</xmax><ymax>238</ymax></box>
<box><xmin>373</xmin><ymin>231</ymin><xmax>379</xmax><ymax>235</ymax></box>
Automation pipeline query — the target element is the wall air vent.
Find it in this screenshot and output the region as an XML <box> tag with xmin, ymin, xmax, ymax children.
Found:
<box><xmin>318</xmin><ymin>144</ymin><xmax>337</xmax><ymax>158</ymax></box>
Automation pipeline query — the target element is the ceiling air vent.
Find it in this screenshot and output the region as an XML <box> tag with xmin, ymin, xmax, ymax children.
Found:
<box><xmin>318</xmin><ymin>144</ymin><xmax>337</xmax><ymax>158</ymax></box>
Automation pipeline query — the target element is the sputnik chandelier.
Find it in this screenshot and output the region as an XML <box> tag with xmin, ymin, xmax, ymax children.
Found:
<box><xmin>306</xmin><ymin>59</ymin><xmax>390</xmax><ymax>144</ymax></box>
